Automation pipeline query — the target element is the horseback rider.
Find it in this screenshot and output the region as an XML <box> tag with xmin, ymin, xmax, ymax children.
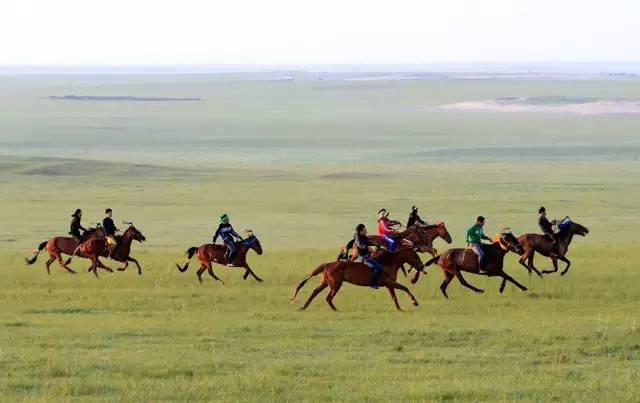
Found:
<box><xmin>354</xmin><ymin>223</ymin><xmax>383</xmax><ymax>289</ymax></box>
<box><xmin>103</xmin><ymin>208</ymin><xmax>119</xmax><ymax>258</ymax></box>
<box><xmin>538</xmin><ymin>207</ymin><xmax>557</xmax><ymax>245</ymax></box>
<box><xmin>213</xmin><ymin>214</ymin><xmax>243</xmax><ymax>267</ymax></box>
<box><xmin>407</xmin><ymin>205</ymin><xmax>426</xmax><ymax>227</ymax></box>
<box><xmin>466</xmin><ymin>216</ymin><xmax>491</xmax><ymax>272</ymax></box>
<box><xmin>377</xmin><ymin>208</ymin><xmax>401</xmax><ymax>251</ymax></box>
<box><xmin>69</xmin><ymin>208</ymin><xmax>86</xmax><ymax>244</ymax></box>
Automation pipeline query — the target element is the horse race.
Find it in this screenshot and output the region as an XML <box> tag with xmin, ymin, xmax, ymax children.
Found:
<box><xmin>1</xmin><ymin>2</ymin><xmax>638</xmax><ymax>402</ymax></box>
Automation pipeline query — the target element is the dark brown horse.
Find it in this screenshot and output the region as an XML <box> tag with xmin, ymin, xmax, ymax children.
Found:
<box><xmin>25</xmin><ymin>227</ymin><xmax>104</xmax><ymax>274</ymax></box>
<box><xmin>416</xmin><ymin>232</ymin><xmax>526</xmax><ymax>298</ymax></box>
<box><xmin>291</xmin><ymin>248</ymin><xmax>425</xmax><ymax>311</ymax></box>
<box><xmin>339</xmin><ymin>222</ymin><xmax>452</xmax><ymax>260</ymax></box>
<box><xmin>518</xmin><ymin>218</ymin><xmax>589</xmax><ymax>277</ymax></box>
<box><xmin>68</xmin><ymin>225</ymin><xmax>147</xmax><ymax>277</ymax></box>
<box><xmin>176</xmin><ymin>235</ymin><xmax>263</xmax><ymax>284</ymax></box>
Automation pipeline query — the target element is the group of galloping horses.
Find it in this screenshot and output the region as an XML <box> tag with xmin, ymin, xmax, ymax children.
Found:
<box><xmin>291</xmin><ymin>217</ymin><xmax>589</xmax><ymax>311</ymax></box>
<box><xmin>25</xmin><ymin>215</ymin><xmax>589</xmax><ymax>311</ymax></box>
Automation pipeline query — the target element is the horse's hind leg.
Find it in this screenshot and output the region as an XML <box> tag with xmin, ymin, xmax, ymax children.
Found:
<box><xmin>559</xmin><ymin>256</ymin><xmax>571</xmax><ymax>276</ymax></box>
<box><xmin>45</xmin><ymin>255</ymin><xmax>56</xmax><ymax>274</ymax></box>
<box><xmin>207</xmin><ymin>263</ymin><xmax>225</xmax><ymax>285</ymax></box>
<box><xmin>454</xmin><ymin>269</ymin><xmax>484</xmax><ymax>294</ymax></box>
<box><xmin>299</xmin><ymin>281</ymin><xmax>328</xmax><ymax>311</ymax></box>
<box><xmin>197</xmin><ymin>264</ymin><xmax>207</xmax><ymax>283</ymax></box>
<box><xmin>242</xmin><ymin>263</ymin><xmax>263</xmax><ymax>282</ymax></box>
<box><xmin>325</xmin><ymin>281</ymin><xmax>342</xmax><ymax>311</ymax></box>
<box><xmin>440</xmin><ymin>271</ymin><xmax>454</xmax><ymax>299</ymax></box>
<box><xmin>528</xmin><ymin>251</ymin><xmax>546</xmax><ymax>276</ymax></box>
<box><xmin>96</xmin><ymin>258</ymin><xmax>113</xmax><ymax>273</ymax></box>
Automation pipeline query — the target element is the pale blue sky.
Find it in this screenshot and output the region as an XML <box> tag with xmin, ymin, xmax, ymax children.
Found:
<box><xmin>1</xmin><ymin>0</ymin><xmax>638</xmax><ymax>65</ymax></box>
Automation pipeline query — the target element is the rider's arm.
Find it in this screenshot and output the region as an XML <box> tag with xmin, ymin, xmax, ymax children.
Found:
<box><xmin>212</xmin><ymin>225</ymin><xmax>221</xmax><ymax>243</ymax></box>
<box><xmin>231</xmin><ymin>228</ymin><xmax>243</xmax><ymax>240</ymax></box>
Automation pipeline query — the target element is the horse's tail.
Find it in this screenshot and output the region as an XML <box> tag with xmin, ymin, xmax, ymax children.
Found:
<box><xmin>290</xmin><ymin>262</ymin><xmax>331</xmax><ymax>302</ymax></box>
<box><xmin>25</xmin><ymin>241</ymin><xmax>47</xmax><ymax>265</ymax></box>
<box><xmin>176</xmin><ymin>246</ymin><xmax>198</xmax><ymax>272</ymax></box>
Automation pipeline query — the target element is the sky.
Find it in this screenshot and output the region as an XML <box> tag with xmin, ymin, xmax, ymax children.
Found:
<box><xmin>1</xmin><ymin>0</ymin><xmax>638</xmax><ymax>66</ymax></box>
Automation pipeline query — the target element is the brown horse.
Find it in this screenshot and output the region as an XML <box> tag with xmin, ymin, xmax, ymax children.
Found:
<box><xmin>518</xmin><ymin>218</ymin><xmax>589</xmax><ymax>277</ymax></box>
<box><xmin>338</xmin><ymin>222</ymin><xmax>452</xmax><ymax>260</ymax></box>
<box><xmin>415</xmin><ymin>232</ymin><xmax>526</xmax><ymax>298</ymax></box>
<box><xmin>68</xmin><ymin>225</ymin><xmax>147</xmax><ymax>277</ymax></box>
<box><xmin>176</xmin><ymin>235</ymin><xmax>263</xmax><ymax>284</ymax></box>
<box><xmin>25</xmin><ymin>227</ymin><xmax>105</xmax><ymax>274</ymax></box>
<box><xmin>291</xmin><ymin>248</ymin><xmax>425</xmax><ymax>311</ymax></box>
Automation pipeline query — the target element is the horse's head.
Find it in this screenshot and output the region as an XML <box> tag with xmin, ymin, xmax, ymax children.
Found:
<box><xmin>496</xmin><ymin>230</ymin><xmax>523</xmax><ymax>254</ymax></box>
<box><xmin>435</xmin><ymin>221</ymin><xmax>452</xmax><ymax>244</ymax></box>
<box><xmin>242</xmin><ymin>235</ymin><xmax>263</xmax><ymax>255</ymax></box>
<box><xmin>123</xmin><ymin>223</ymin><xmax>146</xmax><ymax>243</ymax></box>
<box><xmin>567</xmin><ymin>219</ymin><xmax>589</xmax><ymax>237</ymax></box>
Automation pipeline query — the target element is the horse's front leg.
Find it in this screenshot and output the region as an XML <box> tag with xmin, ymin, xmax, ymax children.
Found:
<box><xmin>126</xmin><ymin>257</ymin><xmax>143</xmax><ymax>275</ymax></box>
<box><xmin>559</xmin><ymin>256</ymin><xmax>571</xmax><ymax>276</ymax></box>
<box><xmin>242</xmin><ymin>263</ymin><xmax>263</xmax><ymax>282</ymax></box>
<box><xmin>117</xmin><ymin>261</ymin><xmax>129</xmax><ymax>272</ymax></box>
<box><xmin>542</xmin><ymin>257</ymin><xmax>559</xmax><ymax>274</ymax></box>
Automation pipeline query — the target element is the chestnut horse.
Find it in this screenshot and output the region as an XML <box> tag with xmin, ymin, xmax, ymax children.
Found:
<box><xmin>415</xmin><ymin>232</ymin><xmax>526</xmax><ymax>298</ymax></box>
<box><xmin>176</xmin><ymin>235</ymin><xmax>263</xmax><ymax>284</ymax></box>
<box><xmin>68</xmin><ymin>225</ymin><xmax>147</xmax><ymax>277</ymax></box>
<box><xmin>517</xmin><ymin>218</ymin><xmax>589</xmax><ymax>277</ymax></box>
<box><xmin>291</xmin><ymin>248</ymin><xmax>425</xmax><ymax>311</ymax></box>
<box><xmin>25</xmin><ymin>227</ymin><xmax>105</xmax><ymax>274</ymax></box>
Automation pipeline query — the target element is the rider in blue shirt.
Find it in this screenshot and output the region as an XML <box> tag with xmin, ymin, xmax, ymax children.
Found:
<box><xmin>213</xmin><ymin>214</ymin><xmax>243</xmax><ymax>266</ymax></box>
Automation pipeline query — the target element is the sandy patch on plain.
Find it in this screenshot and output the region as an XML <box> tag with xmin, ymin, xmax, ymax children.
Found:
<box><xmin>433</xmin><ymin>100</ymin><xmax>640</xmax><ymax>115</ymax></box>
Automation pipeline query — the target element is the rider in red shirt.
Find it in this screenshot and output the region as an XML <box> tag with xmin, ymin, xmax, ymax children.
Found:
<box><xmin>377</xmin><ymin>208</ymin><xmax>399</xmax><ymax>251</ymax></box>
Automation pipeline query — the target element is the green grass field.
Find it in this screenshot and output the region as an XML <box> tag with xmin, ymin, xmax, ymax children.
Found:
<box><xmin>0</xmin><ymin>76</ymin><xmax>639</xmax><ymax>401</ymax></box>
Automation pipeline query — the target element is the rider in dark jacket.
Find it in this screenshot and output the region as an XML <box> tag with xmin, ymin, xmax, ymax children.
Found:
<box><xmin>538</xmin><ymin>207</ymin><xmax>557</xmax><ymax>244</ymax></box>
<box><xmin>354</xmin><ymin>223</ymin><xmax>383</xmax><ymax>289</ymax></box>
<box><xmin>213</xmin><ymin>214</ymin><xmax>243</xmax><ymax>266</ymax></box>
<box><xmin>103</xmin><ymin>208</ymin><xmax>119</xmax><ymax>258</ymax></box>
<box><xmin>69</xmin><ymin>209</ymin><xmax>86</xmax><ymax>243</ymax></box>
<box><xmin>407</xmin><ymin>206</ymin><xmax>426</xmax><ymax>227</ymax></box>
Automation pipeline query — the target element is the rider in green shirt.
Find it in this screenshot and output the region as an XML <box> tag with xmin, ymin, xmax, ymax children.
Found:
<box><xmin>466</xmin><ymin>216</ymin><xmax>491</xmax><ymax>271</ymax></box>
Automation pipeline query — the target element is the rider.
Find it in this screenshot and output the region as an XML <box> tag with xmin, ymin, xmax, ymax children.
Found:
<box><xmin>377</xmin><ymin>208</ymin><xmax>400</xmax><ymax>251</ymax></box>
<box><xmin>213</xmin><ymin>214</ymin><xmax>243</xmax><ymax>266</ymax></box>
<box><xmin>354</xmin><ymin>223</ymin><xmax>383</xmax><ymax>289</ymax></box>
<box><xmin>538</xmin><ymin>206</ymin><xmax>557</xmax><ymax>245</ymax></box>
<box><xmin>466</xmin><ymin>216</ymin><xmax>491</xmax><ymax>272</ymax></box>
<box><xmin>102</xmin><ymin>208</ymin><xmax>119</xmax><ymax>258</ymax></box>
<box><xmin>407</xmin><ymin>205</ymin><xmax>426</xmax><ymax>227</ymax></box>
<box><xmin>69</xmin><ymin>208</ymin><xmax>86</xmax><ymax>244</ymax></box>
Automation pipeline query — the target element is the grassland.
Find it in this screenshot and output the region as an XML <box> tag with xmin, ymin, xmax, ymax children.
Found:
<box><xmin>0</xmin><ymin>76</ymin><xmax>639</xmax><ymax>401</ymax></box>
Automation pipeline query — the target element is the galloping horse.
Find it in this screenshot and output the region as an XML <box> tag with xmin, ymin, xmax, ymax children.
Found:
<box><xmin>291</xmin><ymin>248</ymin><xmax>425</xmax><ymax>311</ymax></box>
<box><xmin>68</xmin><ymin>225</ymin><xmax>147</xmax><ymax>277</ymax></box>
<box><xmin>416</xmin><ymin>232</ymin><xmax>526</xmax><ymax>298</ymax></box>
<box><xmin>176</xmin><ymin>234</ymin><xmax>263</xmax><ymax>284</ymax></box>
<box><xmin>25</xmin><ymin>227</ymin><xmax>105</xmax><ymax>274</ymax></box>
<box><xmin>518</xmin><ymin>218</ymin><xmax>589</xmax><ymax>277</ymax></box>
<box><xmin>338</xmin><ymin>222</ymin><xmax>451</xmax><ymax>260</ymax></box>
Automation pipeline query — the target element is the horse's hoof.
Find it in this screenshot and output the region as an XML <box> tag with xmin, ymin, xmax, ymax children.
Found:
<box><xmin>477</xmin><ymin>289</ymin><xmax>484</xmax><ymax>294</ymax></box>
<box><xmin>256</xmin><ymin>278</ymin><xmax>264</xmax><ymax>283</ymax></box>
<box><xmin>117</xmin><ymin>268</ymin><xmax>126</xmax><ymax>271</ymax></box>
<box><xmin>412</xmin><ymin>301</ymin><xmax>419</xmax><ymax>306</ymax></box>
<box><xmin>522</xmin><ymin>287</ymin><xmax>528</xmax><ymax>291</ymax></box>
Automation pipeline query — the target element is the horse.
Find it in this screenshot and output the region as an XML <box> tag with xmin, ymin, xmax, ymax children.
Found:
<box><xmin>25</xmin><ymin>227</ymin><xmax>105</xmax><ymax>274</ymax></box>
<box><xmin>176</xmin><ymin>235</ymin><xmax>263</xmax><ymax>284</ymax></box>
<box><xmin>517</xmin><ymin>218</ymin><xmax>589</xmax><ymax>277</ymax></box>
<box><xmin>416</xmin><ymin>232</ymin><xmax>526</xmax><ymax>298</ymax></box>
<box><xmin>291</xmin><ymin>248</ymin><xmax>425</xmax><ymax>311</ymax></box>
<box><xmin>68</xmin><ymin>225</ymin><xmax>147</xmax><ymax>277</ymax></box>
<box><xmin>338</xmin><ymin>222</ymin><xmax>452</xmax><ymax>260</ymax></box>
